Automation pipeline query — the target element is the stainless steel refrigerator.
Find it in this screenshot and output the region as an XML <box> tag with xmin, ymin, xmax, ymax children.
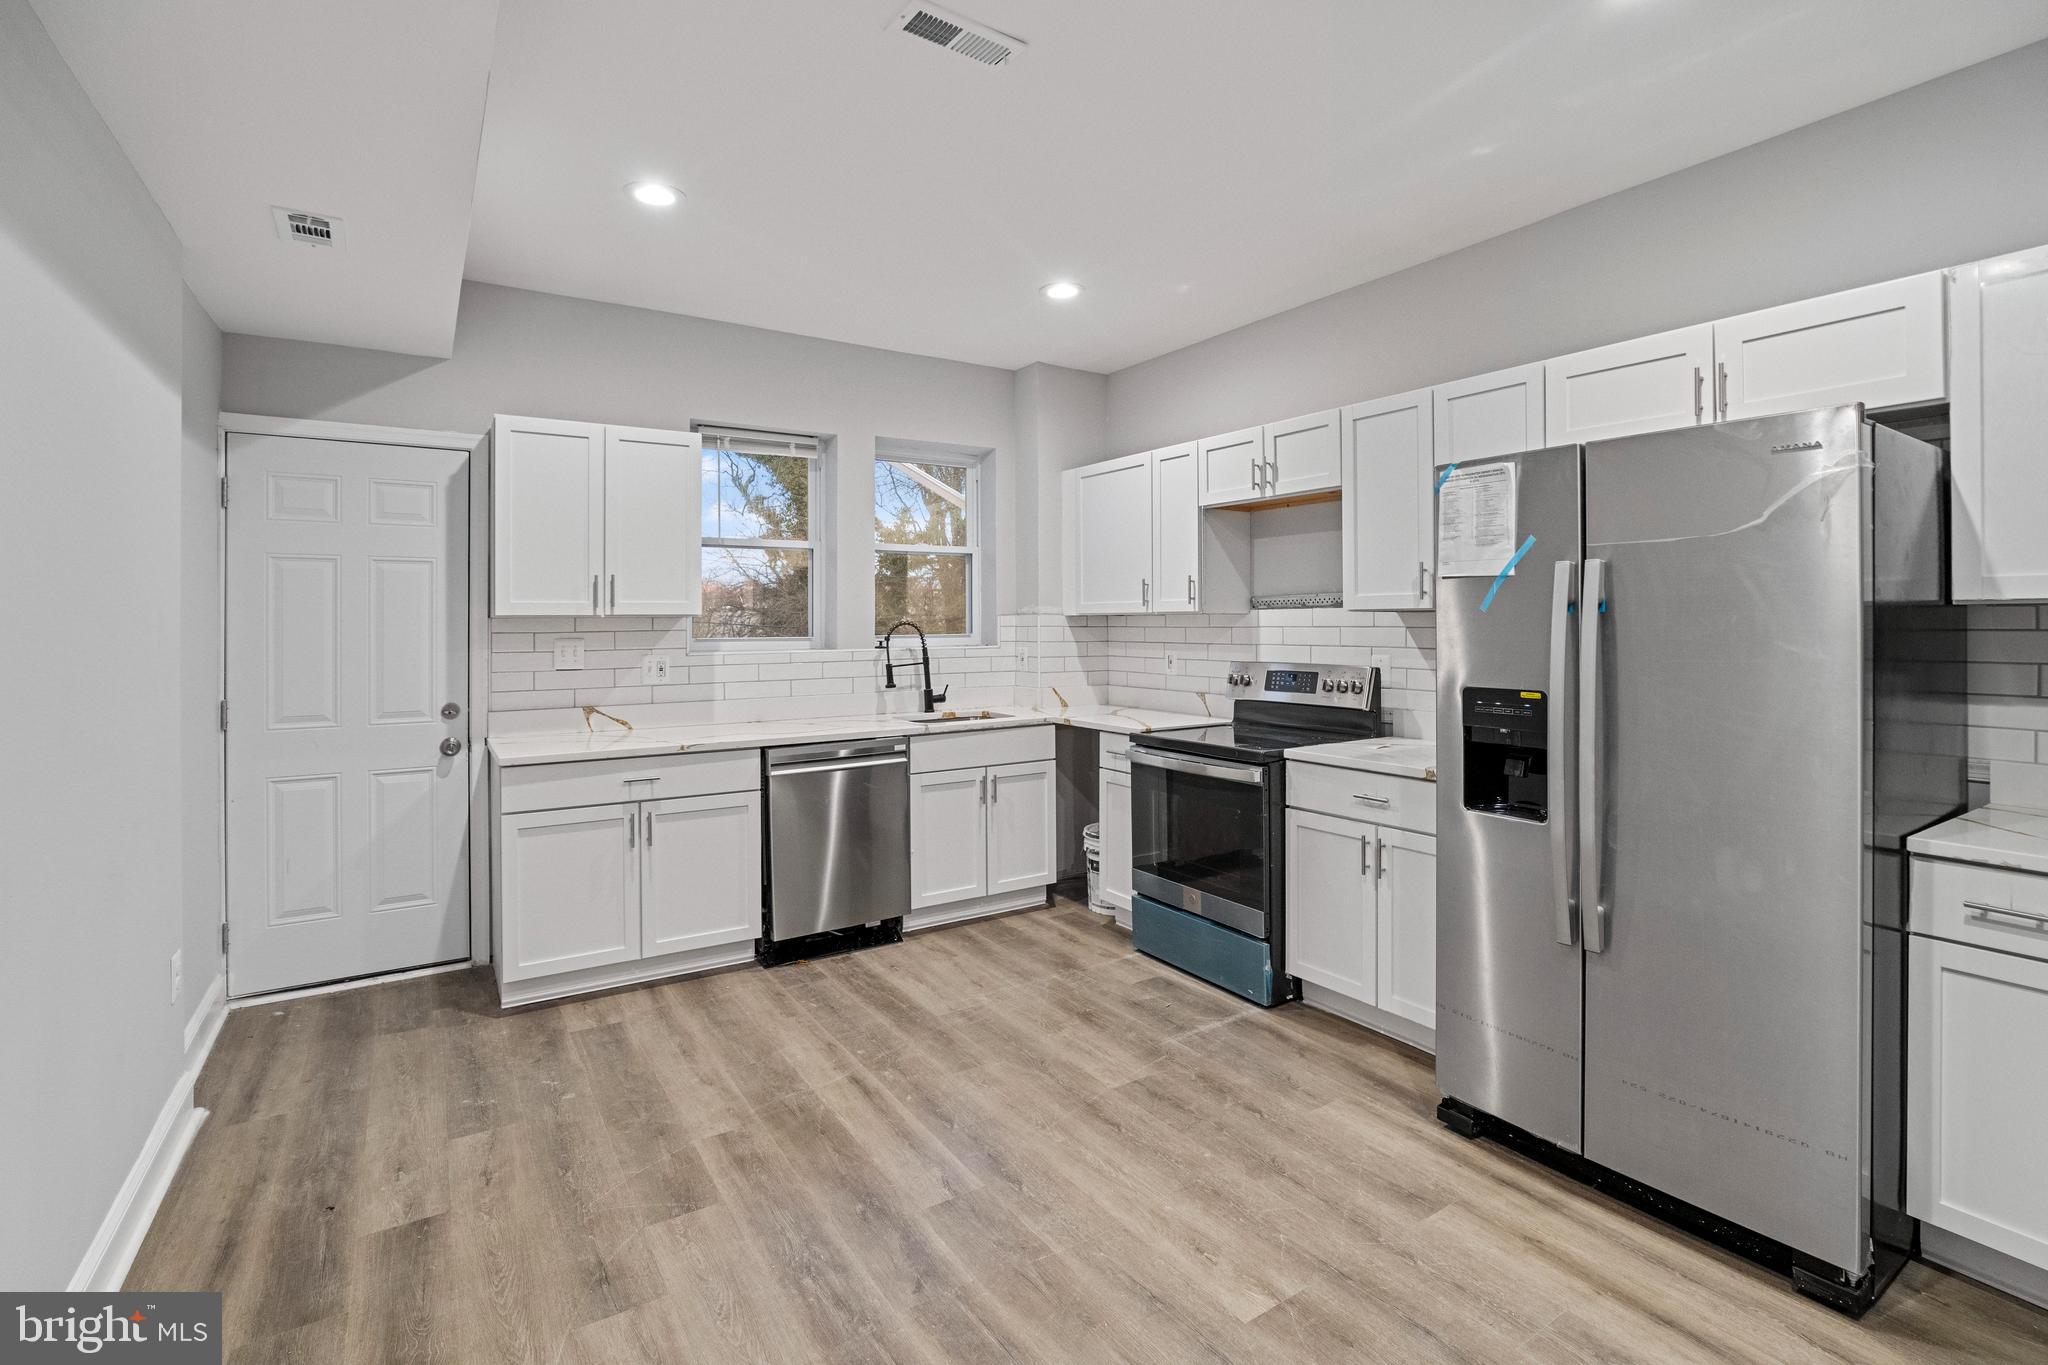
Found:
<box><xmin>1434</xmin><ymin>405</ymin><xmax>1965</xmax><ymax>1314</ymax></box>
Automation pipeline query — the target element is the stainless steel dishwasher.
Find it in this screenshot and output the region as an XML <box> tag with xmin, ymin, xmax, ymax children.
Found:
<box><xmin>762</xmin><ymin>736</ymin><xmax>910</xmax><ymax>961</ymax></box>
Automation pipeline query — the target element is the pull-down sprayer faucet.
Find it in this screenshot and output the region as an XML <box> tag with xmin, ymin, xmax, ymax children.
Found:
<box><xmin>877</xmin><ymin>619</ymin><xmax>949</xmax><ymax>713</ymax></box>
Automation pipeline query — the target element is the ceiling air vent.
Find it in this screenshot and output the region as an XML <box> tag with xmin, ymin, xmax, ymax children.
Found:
<box><xmin>889</xmin><ymin>4</ymin><xmax>1024</xmax><ymax>67</ymax></box>
<box><xmin>271</xmin><ymin>206</ymin><xmax>342</xmax><ymax>247</ymax></box>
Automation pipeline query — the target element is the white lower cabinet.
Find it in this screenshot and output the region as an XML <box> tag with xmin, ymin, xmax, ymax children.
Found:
<box><xmin>1284</xmin><ymin>766</ymin><xmax>1437</xmax><ymax>1045</ymax></box>
<box><xmin>641</xmin><ymin>791</ymin><xmax>763</xmax><ymax>956</ymax></box>
<box><xmin>910</xmin><ymin>756</ymin><xmax>1056</xmax><ymax>912</ymax></box>
<box><xmin>1908</xmin><ymin>930</ymin><xmax>2048</xmax><ymax>1273</ymax></box>
<box><xmin>500</xmin><ymin>803</ymin><xmax>640</xmax><ymax>982</ymax></box>
<box><xmin>1100</xmin><ymin>768</ymin><xmax>1133</xmax><ymax>921</ymax></box>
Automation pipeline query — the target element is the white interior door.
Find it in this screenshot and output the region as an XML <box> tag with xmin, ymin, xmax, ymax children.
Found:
<box><xmin>604</xmin><ymin>424</ymin><xmax>701</xmax><ymax>615</ymax></box>
<box><xmin>226</xmin><ymin>433</ymin><xmax>470</xmax><ymax>996</ymax></box>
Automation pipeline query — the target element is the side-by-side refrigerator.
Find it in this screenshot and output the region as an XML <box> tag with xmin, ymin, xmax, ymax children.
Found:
<box><xmin>1434</xmin><ymin>405</ymin><xmax>1965</xmax><ymax>1315</ymax></box>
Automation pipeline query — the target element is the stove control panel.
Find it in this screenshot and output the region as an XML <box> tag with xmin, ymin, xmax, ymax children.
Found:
<box><xmin>1224</xmin><ymin>661</ymin><xmax>1380</xmax><ymax>710</ymax></box>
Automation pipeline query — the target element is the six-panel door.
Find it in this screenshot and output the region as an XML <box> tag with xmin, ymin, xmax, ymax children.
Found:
<box><xmin>1545</xmin><ymin>325</ymin><xmax>1712</xmax><ymax>444</ymax></box>
<box><xmin>499</xmin><ymin>803</ymin><xmax>637</xmax><ymax>982</ymax></box>
<box><xmin>604</xmin><ymin>425</ymin><xmax>702</xmax><ymax>616</ymax></box>
<box><xmin>987</xmin><ymin>760</ymin><xmax>1057</xmax><ymax>896</ymax></box>
<box><xmin>1375</xmin><ymin>828</ymin><xmax>1437</xmax><ymax>1029</ymax></box>
<box><xmin>1284</xmin><ymin>807</ymin><xmax>1375</xmax><ymax>1001</ymax></box>
<box><xmin>493</xmin><ymin>415</ymin><xmax>604</xmax><ymax>616</ymax></box>
<box><xmin>910</xmin><ymin>768</ymin><xmax>989</xmax><ymax>908</ymax></box>
<box><xmin>1341</xmin><ymin>389</ymin><xmax>1434</xmax><ymax>610</ymax></box>
<box><xmin>640</xmin><ymin>791</ymin><xmax>762</xmax><ymax>956</ymax></box>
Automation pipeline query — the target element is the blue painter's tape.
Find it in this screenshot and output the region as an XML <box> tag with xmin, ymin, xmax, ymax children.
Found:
<box><xmin>1434</xmin><ymin>463</ymin><xmax>1458</xmax><ymax>492</ymax></box>
<box><xmin>1478</xmin><ymin>534</ymin><xmax>1537</xmax><ymax>612</ymax></box>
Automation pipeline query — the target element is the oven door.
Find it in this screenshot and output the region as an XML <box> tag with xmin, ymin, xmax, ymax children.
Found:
<box><xmin>1129</xmin><ymin>748</ymin><xmax>1274</xmax><ymax>937</ymax></box>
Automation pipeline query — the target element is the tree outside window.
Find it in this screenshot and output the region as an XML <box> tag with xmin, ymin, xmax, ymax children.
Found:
<box><xmin>875</xmin><ymin>456</ymin><xmax>975</xmax><ymax>636</ymax></box>
<box><xmin>698</xmin><ymin>431</ymin><xmax>816</xmax><ymax>641</ymax></box>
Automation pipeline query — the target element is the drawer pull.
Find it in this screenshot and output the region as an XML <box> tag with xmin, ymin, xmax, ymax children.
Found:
<box><xmin>1351</xmin><ymin>793</ymin><xmax>1391</xmax><ymax>807</ymax></box>
<box><xmin>1964</xmin><ymin>900</ymin><xmax>2048</xmax><ymax>931</ymax></box>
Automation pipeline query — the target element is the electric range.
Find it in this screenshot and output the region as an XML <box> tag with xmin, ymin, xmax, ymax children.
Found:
<box><xmin>1127</xmin><ymin>660</ymin><xmax>1383</xmax><ymax>1005</ymax></box>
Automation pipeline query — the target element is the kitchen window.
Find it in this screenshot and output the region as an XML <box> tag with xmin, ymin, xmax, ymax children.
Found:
<box><xmin>875</xmin><ymin>453</ymin><xmax>977</xmax><ymax>637</ymax></box>
<box><xmin>697</xmin><ymin>426</ymin><xmax>819</xmax><ymax>643</ymax></box>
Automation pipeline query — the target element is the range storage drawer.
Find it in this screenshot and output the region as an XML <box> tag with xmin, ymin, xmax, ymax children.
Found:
<box><xmin>1285</xmin><ymin>760</ymin><xmax>1435</xmax><ymax>835</ymax></box>
<box><xmin>911</xmin><ymin>724</ymin><xmax>1054</xmax><ymax>774</ymax></box>
<box><xmin>498</xmin><ymin>749</ymin><xmax>760</xmax><ymax>814</ymax></box>
<box><xmin>1913</xmin><ymin>857</ymin><xmax>2048</xmax><ymax>963</ymax></box>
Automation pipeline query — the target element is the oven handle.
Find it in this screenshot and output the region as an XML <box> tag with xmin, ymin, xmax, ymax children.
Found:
<box><xmin>1129</xmin><ymin>748</ymin><xmax>1267</xmax><ymax>786</ymax></box>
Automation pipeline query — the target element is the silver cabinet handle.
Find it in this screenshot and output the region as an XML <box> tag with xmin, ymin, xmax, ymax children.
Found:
<box><xmin>1716</xmin><ymin>360</ymin><xmax>1729</xmax><ymax>417</ymax></box>
<box><xmin>1579</xmin><ymin>558</ymin><xmax>1609</xmax><ymax>953</ymax></box>
<box><xmin>1251</xmin><ymin>453</ymin><xmax>1259</xmax><ymax>491</ymax></box>
<box><xmin>1360</xmin><ymin>835</ymin><xmax>1371</xmax><ymax>877</ymax></box>
<box><xmin>645</xmin><ymin>810</ymin><xmax>654</xmax><ymax>846</ymax></box>
<box><xmin>609</xmin><ymin>573</ymin><xmax>617</xmax><ymax>612</ymax></box>
<box><xmin>1550</xmin><ymin>560</ymin><xmax>1579</xmax><ymax>947</ymax></box>
<box><xmin>1351</xmin><ymin>792</ymin><xmax>1391</xmax><ymax>807</ymax></box>
<box><xmin>627</xmin><ymin>810</ymin><xmax>636</xmax><ymax>849</ymax></box>
<box><xmin>592</xmin><ymin>574</ymin><xmax>600</xmax><ymax>613</ymax></box>
<box><xmin>439</xmin><ymin>737</ymin><xmax>463</xmax><ymax>758</ymax></box>
<box><xmin>1693</xmin><ymin>366</ymin><xmax>1704</xmax><ymax>422</ymax></box>
<box><xmin>1187</xmin><ymin>574</ymin><xmax>1195</xmax><ymax>604</ymax></box>
<box><xmin>1265</xmin><ymin>454</ymin><xmax>1276</xmax><ymax>490</ymax></box>
<box><xmin>990</xmin><ymin>772</ymin><xmax>999</xmax><ymax>804</ymax></box>
<box><xmin>979</xmin><ymin>773</ymin><xmax>987</xmax><ymax>804</ymax></box>
<box><xmin>1141</xmin><ymin>578</ymin><xmax>1150</xmax><ymax>608</ymax></box>
<box><xmin>1375</xmin><ymin>833</ymin><xmax>1386</xmax><ymax>881</ymax></box>
<box><xmin>1963</xmin><ymin>901</ymin><xmax>2048</xmax><ymax>931</ymax></box>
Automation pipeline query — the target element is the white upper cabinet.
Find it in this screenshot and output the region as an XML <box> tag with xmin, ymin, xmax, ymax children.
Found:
<box><xmin>1197</xmin><ymin>426</ymin><xmax>1266</xmax><ymax>506</ymax></box>
<box><xmin>603</xmin><ymin>426</ymin><xmax>702</xmax><ymax>616</ymax></box>
<box><xmin>493</xmin><ymin>415</ymin><xmax>604</xmax><ymax>616</ymax></box>
<box><xmin>1949</xmin><ymin>246</ymin><xmax>2048</xmax><ymax>602</ymax></box>
<box><xmin>1545</xmin><ymin>325</ymin><xmax>1713</xmax><ymax>445</ymax></box>
<box><xmin>1066</xmin><ymin>453</ymin><xmax>1156</xmax><ymax>614</ymax></box>
<box><xmin>494</xmin><ymin>414</ymin><xmax>699</xmax><ymax>618</ymax></box>
<box><xmin>1341</xmin><ymin>389</ymin><xmax>1434</xmax><ymax>611</ymax></box>
<box><xmin>1714</xmin><ymin>272</ymin><xmax>1945</xmax><ymax>421</ymax></box>
<box><xmin>1432</xmin><ymin>362</ymin><xmax>1545</xmax><ymax>466</ymax></box>
<box><xmin>1264</xmin><ymin>408</ymin><xmax>1343</xmax><ymax>499</ymax></box>
<box><xmin>1151</xmin><ymin>443</ymin><xmax>1201</xmax><ymax>613</ymax></box>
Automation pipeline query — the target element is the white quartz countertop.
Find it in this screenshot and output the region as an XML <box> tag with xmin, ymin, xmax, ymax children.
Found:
<box><xmin>487</xmin><ymin>703</ymin><xmax>1216</xmax><ymax>767</ymax></box>
<box><xmin>1908</xmin><ymin>805</ymin><xmax>2048</xmax><ymax>877</ymax></box>
<box><xmin>1286</xmin><ymin>737</ymin><xmax>1438</xmax><ymax>782</ymax></box>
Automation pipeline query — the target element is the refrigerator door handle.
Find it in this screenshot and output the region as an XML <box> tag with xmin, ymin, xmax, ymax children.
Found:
<box><xmin>1549</xmin><ymin>560</ymin><xmax>1579</xmax><ymax>946</ymax></box>
<box><xmin>1579</xmin><ymin>557</ymin><xmax>1609</xmax><ymax>953</ymax></box>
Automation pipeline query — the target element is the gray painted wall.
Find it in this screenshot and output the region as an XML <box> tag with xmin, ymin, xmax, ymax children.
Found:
<box><xmin>1104</xmin><ymin>39</ymin><xmax>2048</xmax><ymax>455</ymax></box>
<box><xmin>180</xmin><ymin>288</ymin><xmax>223</xmax><ymax>1031</ymax></box>
<box><xmin>0</xmin><ymin>0</ymin><xmax>195</xmax><ymax>1287</ymax></box>
<box><xmin>1010</xmin><ymin>362</ymin><xmax>1110</xmax><ymax>610</ymax></box>
<box><xmin>223</xmin><ymin>283</ymin><xmax>1018</xmax><ymax>647</ymax></box>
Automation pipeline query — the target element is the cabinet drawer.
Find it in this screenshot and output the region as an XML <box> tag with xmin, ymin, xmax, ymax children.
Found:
<box><xmin>1099</xmin><ymin>732</ymin><xmax>1130</xmax><ymax>773</ymax></box>
<box><xmin>912</xmin><ymin>724</ymin><xmax>1054</xmax><ymax>773</ymax></box>
<box><xmin>1286</xmin><ymin>760</ymin><xmax>1435</xmax><ymax>834</ymax></box>
<box><xmin>1913</xmin><ymin>857</ymin><xmax>2048</xmax><ymax>964</ymax></box>
<box><xmin>499</xmin><ymin>749</ymin><xmax>760</xmax><ymax>814</ymax></box>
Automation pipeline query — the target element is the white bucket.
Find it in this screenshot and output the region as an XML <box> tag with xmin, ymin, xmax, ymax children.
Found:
<box><xmin>1082</xmin><ymin>822</ymin><xmax>1106</xmax><ymax>909</ymax></box>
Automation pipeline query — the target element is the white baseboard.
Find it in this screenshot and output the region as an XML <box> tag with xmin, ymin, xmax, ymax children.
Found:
<box><xmin>1299</xmin><ymin>982</ymin><xmax>1436</xmax><ymax>1054</ymax></box>
<box><xmin>1921</xmin><ymin>1224</ymin><xmax>2048</xmax><ymax>1310</ymax></box>
<box><xmin>496</xmin><ymin>941</ymin><xmax>757</xmax><ymax>1008</ymax></box>
<box><xmin>69</xmin><ymin>979</ymin><xmax>229</xmax><ymax>1293</ymax></box>
<box><xmin>904</xmin><ymin>888</ymin><xmax>1047</xmax><ymax>933</ymax></box>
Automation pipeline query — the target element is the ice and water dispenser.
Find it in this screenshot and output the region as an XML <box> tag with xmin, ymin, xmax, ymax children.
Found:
<box><xmin>1461</xmin><ymin>687</ymin><xmax>1549</xmax><ymax>821</ymax></box>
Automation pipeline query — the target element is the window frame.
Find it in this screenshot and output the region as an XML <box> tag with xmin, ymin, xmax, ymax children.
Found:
<box><xmin>873</xmin><ymin>450</ymin><xmax>981</xmax><ymax>641</ymax></box>
<box><xmin>693</xmin><ymin>425</ymin><xmax>822</xmax><ymax>650</ymax></box>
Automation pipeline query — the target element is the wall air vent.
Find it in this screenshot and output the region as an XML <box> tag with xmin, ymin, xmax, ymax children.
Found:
<box><xmin>270</xmin><ymin>206</ymin><xmax>342</xmax><ymax>247</ymax></box>
<box><xmin>889</xmin><ymin>4</ymin><xmax>1025</xmax><ymax>67</ymax></box>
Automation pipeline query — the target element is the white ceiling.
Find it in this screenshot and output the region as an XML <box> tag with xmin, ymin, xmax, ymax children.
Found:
<box><xmin>32</xmin><ymin>1</ymin><xmax>2048</xmax><ymax>371</ymax></box>
<box><xmin>30</xmin><ymin>0</ymin><xmax>498</xmax><ymax>358</ymax></box>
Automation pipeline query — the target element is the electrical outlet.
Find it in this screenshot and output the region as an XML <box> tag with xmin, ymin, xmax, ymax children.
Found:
<box><xmin>170</xmin><ymin>949</ymin><xmax>182</xmax><ymax>1005</ymax></box>
<box><xmin>641</xmin><ymin>654</ymin><xmax>672</xmax><ymax>684</ymax></box>
<box><xmin>552</xmin><ymin>637</ymin><xmax>585</xmax><ymax>670</ymax></box>
<box><xmin>1164</xmin><ymin>652</ymin><xmax>1179</xmax><ymax>676</ymax></box>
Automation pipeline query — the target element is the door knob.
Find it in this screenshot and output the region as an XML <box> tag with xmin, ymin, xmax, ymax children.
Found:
<box><xmin>441</xmin><ymin>702</ymin><xmax>462</xmax><ymax>720</ymax></box>
<box><xmin>440</xmin><ymin>737</ymin><xmax>463</xmax><ymax>757</ymax></box>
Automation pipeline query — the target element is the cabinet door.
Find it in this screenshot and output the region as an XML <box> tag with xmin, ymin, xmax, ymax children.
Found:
<box><xmin>1715</xmin><ymin>272</ymin><xmax>1945</xmax><ymax>421</ymax></box>
<box><xmin>1198</xmin><ymin>426</ymin><xmax>1266</xmax><ymax>506</ymax></box>
<box><xmin>499</xmin><ymin>803</ymin><xmax>637</xmax><ymax>982</ymax></box>
<box><xmin>493</xmin><ymin>415</ymin><xmax>605</xmax><ymax>616</ymax></box>
<box><xmin>1152</xmin><ymin>443</ymin><xmax>1200</xmax><ymax>612</ymax></box>
<box><xmin>1432</xmin><ymin>363</ymin><xmax>1544</xmax><ymax>467</ymax></box>
<box><xmin>1375</xmin><ymin>828</ymin><xmax>1437</xmax><ymax>1030</ymax></box>
<box><xmin>910</xmin><ymin>768</ymin><xmax>988</xmax><ymax>908</ymax></box>
<box><xmin>1341</xmin><ymin>389</ymin><xmax>1434</xmax><ymax>610</ymax></box>
<box><xmin>1545</xmin><ymin>325</ymin><xmax>1713</xmax><ymax>444</ymax></box>
<box><xmin>987</xmin><ymin>759</ymin><xmax>1056</xmax><ymax>896</ymax></box>
<box><xmin>604</xmin><ymin>425</ymin><xmax>701</xmax><ymax>616</ymax></box>
<box><xmin>641</xmin><ymin>791</ymin><xmax>761</xmax><ymax>956</ymax></box>
<box><xmin>1950</xmin><ymin>247</ymin><xmax>2048</xmax><ymax>601</ymax></box>
<box><xmin>1265</xmin><ymin>408</ymin><xmax>1342</xmax><ymax>498</ymax></box>
<box><xmin>1101</xmin><ymin>769</ymin><xmax>1133</xmax><ymax>921</ymax></box>
<box><xmin>1284</xmin><ymin>808</ymin><xmax>1375</xmax><ymax>1001</ymax></box>
<box><xmin>1908</xmin><ymin>934</ymin><xmax>2048</xmax><ymax>1271</ymax></box>
<box><xmin>1070</xmin><ymin>454</ymin><xmax>1157</xmax><ymax>614</ymax></box>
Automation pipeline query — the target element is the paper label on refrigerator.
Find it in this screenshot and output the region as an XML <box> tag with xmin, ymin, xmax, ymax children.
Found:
<box><xmin>1437</xmin><ymin>464</ymin><xmax>1519</xmax><ymax>578</ymax></box>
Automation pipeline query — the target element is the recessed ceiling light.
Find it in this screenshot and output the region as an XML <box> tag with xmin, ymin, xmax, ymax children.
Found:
<box><xmin>1041</xmin><ymin>281</ymin><xmax>1082</xmax><ymax>301</ymax></box>
<box><xmin>628</xmin><ymin>181</ymin><xmax>680</xmax><ymax>208</ymax></box>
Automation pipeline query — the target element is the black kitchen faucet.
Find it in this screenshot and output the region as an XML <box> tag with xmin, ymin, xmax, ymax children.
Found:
<box><xmin>877</xmin><ymin>619</ymin><xmax>949</xmax><ymax>713</ymax></box>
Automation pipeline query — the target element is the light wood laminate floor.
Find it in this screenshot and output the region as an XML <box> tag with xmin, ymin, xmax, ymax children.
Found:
<box><xmin>131</xmin><ymin>901</ymin><xmax>2048</xmax><ymax>1363</ymax></box>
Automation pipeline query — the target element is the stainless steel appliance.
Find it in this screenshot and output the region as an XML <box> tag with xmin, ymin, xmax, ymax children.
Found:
<box><xmin>1434</xmin><ymin>406</ymin><xmax>1965</xmax><ymax>1315</ymax></box>
<box><xmin>1129</xmin><ymin>662</ymin><xmax>1383</xmax><ymax>1005</ymax></box>
<box><xmin>762</xmin><ymin>736</ymin><xmax>911</xmax><ymax>962</ymax></box>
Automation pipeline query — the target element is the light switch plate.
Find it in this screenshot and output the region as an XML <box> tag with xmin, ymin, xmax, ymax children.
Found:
<box><xmin>553</xmin><ymin>638</ymin><xmax>585</xmax><ymax>670</ymax></box>
<box><xmin>641</xmin><ymin>654</ymin><xmax>672</xmax><ymax>684</ymax></box>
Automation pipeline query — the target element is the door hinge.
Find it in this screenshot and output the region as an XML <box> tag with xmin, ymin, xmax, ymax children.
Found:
<box><xmin>220</xmin><ymin>475</ymin><xmax>229</xmax><ymax>509</ymax></box>
<box><xmin>219</xmin><ymin>699</ymin><xmax>228</xmax><ymax>732</ymax></box>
